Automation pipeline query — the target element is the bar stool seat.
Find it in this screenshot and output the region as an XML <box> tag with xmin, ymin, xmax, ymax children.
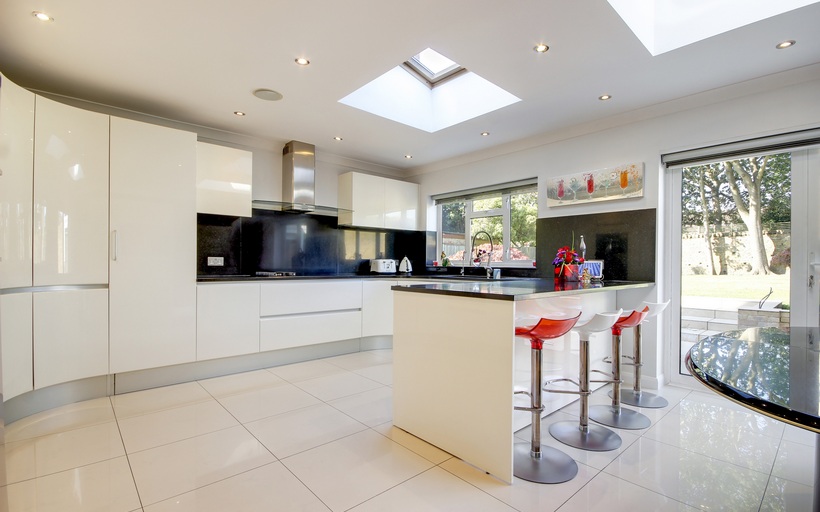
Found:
<box><xmin>610</xmin><ymin>301</ymin><xmax>670</xmax><ymax>408</ymax></box>
<box><xmin>588</xmin><ymin>308</ymin><xmax>652</xmax><ymax>430</ymax></box>
<box><xmin>513</xmin><ymin>313</ymin><xmax>580</xmax><ymax>484</ymax></box>
<box><xmin>547</xmin><ymin>310</ymin><xmax>624</xmax><ymax>451</ymax></box>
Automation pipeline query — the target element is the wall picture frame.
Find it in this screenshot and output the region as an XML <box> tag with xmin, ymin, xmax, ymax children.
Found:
<box><xmin>546</xmin><ymin>162</ymin><xmax>644</xmax><ymax>207</ymax></box>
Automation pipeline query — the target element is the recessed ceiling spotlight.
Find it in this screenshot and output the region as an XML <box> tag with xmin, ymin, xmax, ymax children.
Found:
<box><xmin>533</xmin><ymin>43</ymin><xmax>549</xmax><ymax>53</ymax></box>
<box><xmin>598</xmin><ymin>94</ymin><xmax>612</xmax><ymax>101</ymax></box>
<box><xmin>404</xmin><ymin>154</ymin><xmax>413</xmax><ymax>159</ymax></box>
<box><xmin>252</xmin><ymin>88</ymin><xmax>283</xmax><ymax>101</ymax></box>
<box><xmin>295</xmin><ymin>57</ymin><xmax>310</xmax><ymax>66</ymax></box>
<box><xmin>775</xmin><ymin>40</ymin><xmax>796</xmax><ymax>49</ymax></box>
<box><xmin>32</xmin><ymin>11</ymin><xmax>54</xmax><ymax>22</ymax></box>
<box><xmin>333</xmin><ymin>136</ymin><xmax>343</xmax><ymax>141</ymax></box>
<box><xmin>234</xmin><ymin>111</ymin><xmax>246</xmax><ymax>116</ymax></box>
<box><xmin>480</xmin><ymin>131</ymin><xmax>490</xmax><ymax>137</ymax></box>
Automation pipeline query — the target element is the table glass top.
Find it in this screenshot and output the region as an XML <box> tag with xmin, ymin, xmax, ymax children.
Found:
<box><xmin>687</xmin><ymin>326</ymin><xmax>820</xmax><ymax>432</ymax></box>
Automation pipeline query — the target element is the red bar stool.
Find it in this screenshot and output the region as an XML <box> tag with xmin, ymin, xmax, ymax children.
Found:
<box><xmin>612</xmin><ymin>301</ymin><xmax>670</xmax><ymax>408</ymax></box>
<box><xmin>546</xmin><ymin>310</ymin><xmax>624</xmax><ymax>451</ymax></box>
<box><xmin>513</xmin><ymin>313</ymin><xmax>581</xmax><ymax>484</ymax></box>
<box><xmin>588</xmin><ymin>308</ymin><xmax>652</xmax><ymax>430</ymax></box>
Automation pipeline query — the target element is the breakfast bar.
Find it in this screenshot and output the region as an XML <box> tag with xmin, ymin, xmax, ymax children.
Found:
<box><xmin>391</xmin><ymin>279</ymin><xmax>653</xmax><ymax>483</ymax></box>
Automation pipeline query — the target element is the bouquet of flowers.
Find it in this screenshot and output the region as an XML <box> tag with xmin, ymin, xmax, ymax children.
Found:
<box><xmin>553</xmin><ymin>245</ymin><xmax>584</xmax><ymax>279</ymax></box>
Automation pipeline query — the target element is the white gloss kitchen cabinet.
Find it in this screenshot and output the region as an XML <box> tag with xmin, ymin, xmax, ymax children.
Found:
<box><xmin>259</xmin><ymin>280</ymin><xmax>362</xmax><ymax>351</ymax></box>
<box><xmin>0</xmin><ymin>74</ymin><xmax>35</xmax><ymax>400</ymax></box>
<box><xmin>0</xmin><ymin>293</ymin><xmax>33</xmax><ymax>399</ymax></box>
<box><xmin>109</xmin><ymin>117</ymin><xmax>197</xmax><ymax>373</ymax></box>
<box><xmin>0</xmin><ymin>73</ymin><xmax>35</xmax><ymax>288</ymax></box>
<box><xmin>338</xmin><ymin>172</ymin><xmax>418</xmax><ymax>230</ymax></box>
<box><xmin>197</xmin><ymin>283</ymin><xmax>260</xmax><ymax>361</ymax></box>
<box><xmin>196</xmin><ymin>141</ymin><xmax>253</xmax><ymax>217</ymax></box>
<box><xmin>34</xmin><ymin>289</ymin><xmax>108</xmax><ymax>389</ymax></box>
<box><xmin>33</xmin><ymin>96</ymin><xmax>109</xmax><ymax>285</ymax></box>
<box><xmin>384</xmin><ymin>178</ymin><xmax>418</xmax><ymax>230</ymax></box>
<box><xmin>361</xmin><ymin>280</ymin><xmax>397</xmax><ymax>337</ymax></box>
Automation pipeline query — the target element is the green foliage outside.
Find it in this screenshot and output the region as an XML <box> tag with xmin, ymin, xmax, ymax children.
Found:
<box><xmin>681</xmin><ymin>153</ymin><xmax>791</xmax><ymax>276</ymax></box>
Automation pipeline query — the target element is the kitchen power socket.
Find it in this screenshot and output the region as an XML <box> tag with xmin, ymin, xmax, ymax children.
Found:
<box><xmin>207</xmin><ymin>256</ymin><xmax>225</xmax><ymax>266</ymax></box>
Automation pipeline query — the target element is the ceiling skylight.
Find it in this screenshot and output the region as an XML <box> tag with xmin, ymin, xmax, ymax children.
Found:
<box><xmin>339</xmin><ymin>48</ymin><xmax>520</xmax><ymax>133</ymax></box>
<box><xmin>607</xmin><ymin>0</ymin><xmax>819</xmax><ymax>55</ymax></box>
<box><xmin>403</xmin><ymin>48</ymin><xmax>466</xmax><ymax>87</ymax></box>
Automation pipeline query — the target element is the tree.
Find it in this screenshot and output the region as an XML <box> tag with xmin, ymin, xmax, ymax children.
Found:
<box><xmin>681</xmin><ymin>153</ymin><xmax>791</xmax><ymax>276</ymax></box>
<box><xmin>510</xmin><ymin>191</ymin><xmax>537</xmax><ymax>250</ymax></box>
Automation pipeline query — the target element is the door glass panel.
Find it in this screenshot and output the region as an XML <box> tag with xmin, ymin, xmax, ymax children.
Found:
<box><xmin>679</xmin><ymin>152</ymin><xmax>792</xmax><ymax>374</ymax></box>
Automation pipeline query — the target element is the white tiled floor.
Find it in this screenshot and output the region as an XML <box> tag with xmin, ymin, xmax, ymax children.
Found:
<box><xmin>1</xmin><ymin>348</ymin><xmax>815</xmax><ymax>511</ymax></box>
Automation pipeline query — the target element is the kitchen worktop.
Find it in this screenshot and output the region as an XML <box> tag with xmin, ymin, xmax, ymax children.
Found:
<box><xmin>195</xmin><ymin>273</ymin><xmax>541</xmax><ymax>282</ymax></box>
<box><xmin>390</xmin><ymin>279</ymin><xmax>654</xmax><ymax>300</ymax></box>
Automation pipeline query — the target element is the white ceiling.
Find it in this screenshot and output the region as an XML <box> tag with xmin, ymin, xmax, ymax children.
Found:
<box><xmin>1</xmin><ymin>0</ymin><xmax>818</xmax><ymax>172</ymax></box>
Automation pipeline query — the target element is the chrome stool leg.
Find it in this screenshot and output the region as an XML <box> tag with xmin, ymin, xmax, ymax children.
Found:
<box><xmin>589</xmin><ymin>329</ymin><xmax>651</xmax><ymax>430</ymax></box>
<box><xmin>613</xmin><ymin>322</ymin><xmax>669</xmax><ymax>408</ymax></box>
<box><xmin>514</xmin><ymin>342</ymin><xmax>578</xmax><ymax>483</ymax></box>
<box><xmin>549</xmin><ymin>335</ymin><xmax>622</xmax><ymax>451</ymax></box>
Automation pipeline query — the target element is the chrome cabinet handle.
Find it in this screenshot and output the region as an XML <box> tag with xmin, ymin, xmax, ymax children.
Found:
<box><xmin>112</xmin><ymin>230</ymin><xmax>118</xmax><ymax>261</ymax></box>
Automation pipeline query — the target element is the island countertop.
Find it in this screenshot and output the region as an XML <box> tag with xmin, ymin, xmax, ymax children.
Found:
<box><xmin>391</xmin><ymin>279</ymin><xmax>654</xmax><ymax>301</ymax></box>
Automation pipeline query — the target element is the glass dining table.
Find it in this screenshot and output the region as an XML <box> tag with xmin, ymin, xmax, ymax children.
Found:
<box><xmin>687</xmin><ymin>326</ymin><xmax>820</xmax><ymax>511</ymax></box>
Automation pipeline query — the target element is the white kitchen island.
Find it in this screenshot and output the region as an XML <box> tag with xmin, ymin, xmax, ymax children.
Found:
<box><xmin>392</xmin><ymin>279</ymin><xmax>653</xmax><ymax>483</ymax></box>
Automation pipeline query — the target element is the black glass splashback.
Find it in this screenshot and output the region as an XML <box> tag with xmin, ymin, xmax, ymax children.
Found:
<box><xmin>536</xmin><ymin>208</ymin><xmax>656</xmax><ymax>281</ymax></box>
<box><xmin>198</xmin><ymin>210</ymin><xmax>435</xmax><ymax>276</ymax></box>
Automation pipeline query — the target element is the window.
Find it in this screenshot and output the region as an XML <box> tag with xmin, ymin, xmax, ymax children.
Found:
<box><xmin>436</xmin><ymin>181</ymin><xmax>537</xmax><ymax>267</ymax></box>
<box><xmin>403</xmin><ymin>48</ymin><xmax>467</xmax><ymax>88</ymax></box>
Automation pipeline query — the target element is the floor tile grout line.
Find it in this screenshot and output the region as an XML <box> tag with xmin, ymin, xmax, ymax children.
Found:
<box><xmin>111</xmin><ymin>395</ymin><xmax>146</xmax><ymax>512</ymax></box>
<box><xmin>137</xmin><ymin>460</ymin><xmax>285</xmax><ymax>510</ymax></box>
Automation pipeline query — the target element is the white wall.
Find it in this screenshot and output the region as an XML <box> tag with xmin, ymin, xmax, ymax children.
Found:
<box><xmin>410</xmin><ymin>64</ymin><xmax>820</xmax><ymax>388</ymax></box>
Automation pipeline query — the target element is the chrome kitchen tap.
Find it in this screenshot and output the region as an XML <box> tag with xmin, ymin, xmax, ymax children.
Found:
<box><xmin>462</xmin><ymin>230</ymin><xmax>495</xmax><ymax>278</ymax></box>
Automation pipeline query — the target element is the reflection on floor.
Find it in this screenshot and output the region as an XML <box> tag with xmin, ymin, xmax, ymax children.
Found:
<box><xmin>0</xmin><ymin>349</ymin><xmax>814</xmax><ymax>511</ymax></box>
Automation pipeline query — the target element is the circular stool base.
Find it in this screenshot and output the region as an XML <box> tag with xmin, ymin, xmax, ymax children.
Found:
<box><xmin>611</xmin><ymin>390</ymin><xmax>669</xmax><ymax>409</ymax></box>
<box><xmin>549</xmin><ymin>421</ymin><xmax>622</xmax><ymax>452</ymax></box>
<box><xmin>513</xmin><ymin>443</ymin><xmax>578</xmax><ymax>484</ymax></box>
<box><xmin>588</xmin><ymin>404</ymin><xmax>652</xmax><ymax>430</ymax></box>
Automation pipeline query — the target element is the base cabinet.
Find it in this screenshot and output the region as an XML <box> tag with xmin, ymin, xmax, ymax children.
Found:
<box><xmin>33</xmin><ymin>289</ymin><xmax>108</xmax><ymax>389</ymax></box>
<box><xmin>259</xmin><ymin>280</ymin><xmax>362</xmax><ymax>351</ymax></box>
<box><xmin>260</xmin><ymin>310</ymin><xmax>362</xmax><ymax>351</ymax></box>
<box><xmin>197</xmin><ymin>283</ymin><xmax>260</xmax><ymax>360</ymax></box>
<box><xmin>362</xmin><ymin>280</ymin><xmax>397</xmax><ymax>337</ymax></box>
<box><xmin>1</xmin><ymin>293</ymin><xmax>33</xmax><ymax>400</ymax></box>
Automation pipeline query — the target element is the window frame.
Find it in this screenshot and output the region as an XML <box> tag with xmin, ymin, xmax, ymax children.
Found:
<box><xmin>437</xmin><ymin>187</ymin><xmax>537</xmax><ymax>268</ymax></box>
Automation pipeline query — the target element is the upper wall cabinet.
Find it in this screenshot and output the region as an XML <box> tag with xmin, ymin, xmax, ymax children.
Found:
<box><xmin>196</xmin><ymin>141</ymin><xmax>252</xmax><ymax>217</ymax></box>
<box><xmin>33</xmin><ymin>96</ymin><xmax>109</xmax><ymax>286</ymax></box>
<box><xmin>338</xmin><ymin>172</ymin><xmax>418</xmax><ymax>230</ymax></box>
<box><xmin>0</xmin><ymin>74</ymin><xmax>35</xmax><ymax>289</ymax></box>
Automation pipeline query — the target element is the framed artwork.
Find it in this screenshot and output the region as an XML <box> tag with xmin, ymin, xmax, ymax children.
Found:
<box><xmin>546</xmin><ymin>162</ymin><xmax>644</xmax><ymax>207</ymax></box>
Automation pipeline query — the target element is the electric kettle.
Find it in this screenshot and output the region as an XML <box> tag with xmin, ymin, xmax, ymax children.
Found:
<box><xmin>399</xmin><ymin>256</ymin><xmax>412</xmax><ymax>273</ymax></box>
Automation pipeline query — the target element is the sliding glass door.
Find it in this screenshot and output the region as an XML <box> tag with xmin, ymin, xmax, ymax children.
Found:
<box><xmin>669</xmin><ymin>146</ymin><xmax>819</xmax><ymax>381</ymax></box>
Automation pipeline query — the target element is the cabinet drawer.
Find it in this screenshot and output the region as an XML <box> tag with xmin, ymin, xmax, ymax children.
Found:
<box><xmin>260</xmin><ymin>280</ymin><xmax>362</xmax><ymax>316</ymax></box>
<box><xmin>259</xmin><ymin>310</ymin><xmax>362</xmax><ymax>351</ymax></box>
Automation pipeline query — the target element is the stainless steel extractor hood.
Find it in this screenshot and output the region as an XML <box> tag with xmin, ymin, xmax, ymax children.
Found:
<box><xmin>282</xmin><ymin>140</ymin><xmax>315</xmax><ymax>211</ymax></box>
<box><xmin>252</xmin><ymin>140</ymin><xmax>350</xmax><ymax>215</ymax></box>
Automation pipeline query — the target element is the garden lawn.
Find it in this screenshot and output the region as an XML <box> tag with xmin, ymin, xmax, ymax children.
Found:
<box><xmin>681</xmin><ymin>273</ymin><xmax>790</xmax><ymax>304</ymax></box>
